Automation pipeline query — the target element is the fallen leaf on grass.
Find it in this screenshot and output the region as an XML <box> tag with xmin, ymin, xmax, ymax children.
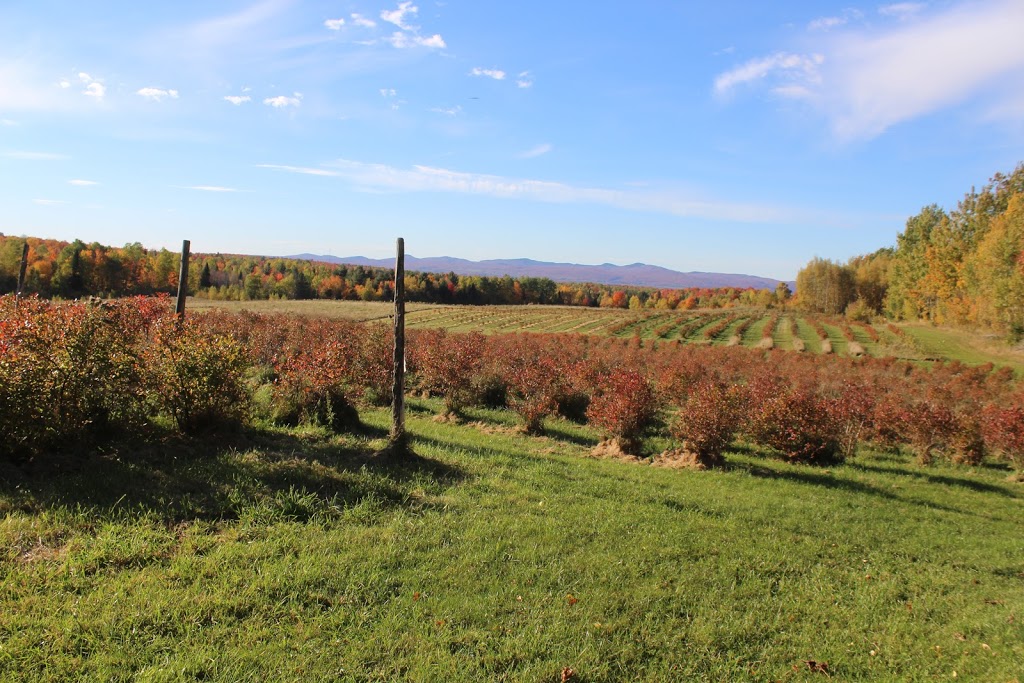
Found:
<box><xmin>560</xmin><ymin>666</ymin><xmax>576</xmax><ymax>681</ymax></box>
<box><xmin>803</xmin><ymin>660</ymin><xmax>830</xmax><ymax>675</ymax></box>
<box><xmin>566</xmin><ymin>594</ymin><xmax>578</xmax><ymax>606</ymax></box>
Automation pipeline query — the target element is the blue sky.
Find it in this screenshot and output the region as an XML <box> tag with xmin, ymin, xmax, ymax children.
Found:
<box><xmin>2</xmin><ymin>0</ymin><xmax>1023</xmax><ymax>280</ymax></box>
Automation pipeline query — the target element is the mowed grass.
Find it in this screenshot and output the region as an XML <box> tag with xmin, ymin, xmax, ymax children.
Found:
<box><xmin>902</xmin><ymin>323</ymin><xmax>1024</xmax><ymax>376</ymax></box>
<box><xmin>2</xmin><ymin>401</ymin><xmax>1022</xmax><ymax>682</ymax></box>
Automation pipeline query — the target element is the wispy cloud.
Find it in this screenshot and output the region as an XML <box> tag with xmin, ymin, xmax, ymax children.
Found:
<box><xmin>264</xmin><ymin>93</ymin><xmax>302</xmax><ymax>108</ymax></box>
<box><xmin>829</xmin><ymin>0</ymin><xmax>1024</xmax><ymax>138</ymax></box>
<box><xmin>381</xmin><ymin>1</ymin><xmax>417</xmax><ymax>30</ymax></box>
<box><xmin>224</xmin><ymin>95</ymin><xmax>252</xmax><ymax>105</ymax></box>
<box><xmin>714</xmin><ymin>0</ymin><xmax>1024</xmax><ymax>140</ymax></box>
<box><xmin>430</xmin><ymin>105</ymin><xmax>461</xmax><ymax>116</ymax></box>
<box><xmin>256</xmin><ymin>164</ymin><xmax>339</xmax><ymax>177</ymax></box>
<box><xmin>323</xmin><ymin>17</ymin><xmax>345</xmax><ymax>30</ymax></box>
<box><xmin>4</xmin><ymin>151</ymin><xmax>69</xmax><ymax>160</ymax></box>
<box><xmin>33</xmin><ymin>198</ymin><xmax>68</xmax><ymax>205</ymax></box>
<box><xmin>516</xmin><ymin>71</ymin><xmax>533</xmax><ymax>88</ymax></box>
<box><xmin>351</xmin><ymin>13</ymin><xmax>376</xmax><ymax>28</ymax></box>
<box><xmin>714</xmin><ymin>53</ymin><xmax>824</xmax><ymax>95</ymax></box>
<box><xmin>79</xmin><ymin>72</ymin><xmax>105</xmax><ymax>99</ymax></box>
<box><xmin>1</xmin><ymin>119</ymin><xmax>17</xmax><ymax>126</ymax></box>
<box><xmin>471</xmin><ymin>67</ymin><xmax>506</xmax><ymax>80</ymax></box>
<box><xmin>68</xmin><ymin>179</ymin><xmax>98</xmax><ymax>186</ymax></box>
<box><xmin>188</xmin><ymin>0</ymin><xmax>293</xmax><ymax>49</ymax></box>
<box><xmin>808</xmin><ymin>8</ymin><xmax>863</xmax><ymax>32</ymax></box>
<box><xmin>878</xmin><ymin>3</ymin><xmax>926</xmax><ymax>19</ymax></box>
<box><xmin>259</xmin><ymin>159</ymin><xmax>798</xmax><ymax>224</ymax></box>
<box><xmin>517</xmin><ymin>143</ymin><xmax>552</xmax><ymax>159</ymax></box>
<box><xmin>385</xmin><ymin>31</ymin><xmax>445</xmax><ymax>49</ymax></box>
<box><xmin>137</xmin><ymin>87</ymin><xmax>179</xmax><ymax>101</ymax></box>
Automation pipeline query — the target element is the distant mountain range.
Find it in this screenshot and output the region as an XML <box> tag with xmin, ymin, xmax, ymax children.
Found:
<box><xmin>288</xmin><ymin>254</ymin><xmax>791</xmax><ymax>291</ymax></box>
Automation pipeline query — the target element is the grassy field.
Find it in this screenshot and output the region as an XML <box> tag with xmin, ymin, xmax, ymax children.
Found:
<box><xmin>2</xmin><ymin>400</ymin><xmax>1022</xmax><ymax>681</ymax></box>
<box><xmin>901</xmin><ymin>323</ymin><xmax>1024</xmax><ymax>376</ymax></box>
<box><xmin>187</xmin><ymin>298</ymin><xmax>1024</xmax><ymax>371</ymax></box>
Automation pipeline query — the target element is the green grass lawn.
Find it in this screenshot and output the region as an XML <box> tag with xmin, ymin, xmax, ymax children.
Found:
<box><xmin>3</xmin><ymin>401</ymin><xmax>1022</xmax><ymax>682</ymax></box>
<box><xmin>901</xmin><ymin>323</ymin><xmax>1024</xmax><ymax>376</ymax></box>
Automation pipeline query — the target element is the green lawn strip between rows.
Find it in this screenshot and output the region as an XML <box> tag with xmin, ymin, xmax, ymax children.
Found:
<box><xmin>2</xmin><ymin>400</ymin><xmax>1021</xmax><ymax>681</ymax></box>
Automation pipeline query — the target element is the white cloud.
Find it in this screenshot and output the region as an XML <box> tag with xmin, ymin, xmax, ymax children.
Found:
<box><xmin>137</xmin><ymin>87</ymin><xmax>180</xmax><ymax>101</ymax></box>
<box><xmin>68</xmin><ymin>179</ymin><xmax>98</xmax><ymax>186</ymax></box>
<box><xmin>33</xmin><ymin>199</ymin><xmax>68</xmax><ymax>205</ymax></box>
<box><xmin>351</xmin><ymin>13</ymin><xmax>376</xmax><ymax>27</ymax></box>
<box><xmin>714</xmin><ymin>0</ymin><xmax>1024</xmax><ymax>141</ymax></box>
<box><xmin>714</xmin><ymin>52</ymin><xmax>824</xmax><ymax>95</ymax></box>
<box><xmin>430</xmin><ymin>105</ymin><xmax>461</xmax><ymax>116</ymax></box>
<box><xmin>224</xmin><ymin>95</ymin><xmax>252</xmax><ymax>105</ymax></box>
<box><xmin>58</xmin><ymin>80</ymin><xmax>71</xmax><ymax>89</ymax></box>
<box><xmin>380</xmin><ymin>88</ymin><xmax>397</xmax><ymax>97</ymax></box>
<box><xmin>76</xmin><ymin>73</ymin><xmax>106</xmax><ymax>99</ymax></box>
<box><xmin>256</xmin><ymin>164</ymin><xmax>340</xmax><ymax>177</ymax></box>
<box><xmin>188</xmin><ymin>0</ymin><xmax>293</xmax><ymax>49</ymax></box>
<box><xmin>808</xmin><ymin>9</ymin><xmax>863</xmax><ymax>32</ymax></box>
<box><xmin>516</xmin><ymin>71</ymin><xmax>533</xmax><ymax>88</ymax></box>
<box><xmin>417</xmin><ymin>34</ymin><xmax>445</xmax><ymax>49</ymax></box>
<box><xmin>828</xmin><ymin>0</ymin><xmax>1024</xmax><ymax>139</ymax></box>
<box><xmin>517</xmin><ymin>143</ymin><xmax>552</xmax><ymax>159</ymax></box>
<box><xmin>259</xmin><ymin>159</ymin><xmax>797</xmax><ymax>224</ymax></box>
<box><xmin>878</xmin><ymin>3</ymin><xmax>926</xmax><ymax>19</ymax></box>
<box><xmin>4</xmin><ymin>151</ymin><xmax>69</xmax><ymax>160</ymax></box>
<box><xmin>471</xmin><ymin>67</ymin><xmax>506</xmax><ymax>80</ymax></box>
<box><xmin>381</xmin><ymin>1</ymin><xmax>417</xmax><ymax>30</ymax></box>
<box><xmin>264</xmin><ymin>92</ymin><xmax>302</xmax><ymax>107</ymax></box>
<box><xmin>385</xmin><ymin>31</ymin><xmax>445</xmax><ymax>49</ymax></box>
<box><xmin>324</xmin><ymin>18</ymin><xmax>345</xmax><ymax>30</ymax></box>
<box><xmin>0</xmin><ymin>119</ymin><xmax>17</xmax><ymax>126</ymax></box>
<box><xmin>809</xmin><ymin>16</ymin><xmax>845</xmax><ymax>31</ymax></box>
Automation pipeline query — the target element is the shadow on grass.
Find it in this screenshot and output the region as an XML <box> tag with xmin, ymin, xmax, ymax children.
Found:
<box><xmin>848</xmin><ymin>461</ymin><xmax>1019</xmax><ymax>498</ymax></box>
<box><xmin>0</xmin><ymin>424</ymin><xmax>465</xmax><ymax>524</ymax></box>
<box><xmin>721</xmin><ymin>459</ymin><xmax>982</xmax><ymax>517</ymax></box>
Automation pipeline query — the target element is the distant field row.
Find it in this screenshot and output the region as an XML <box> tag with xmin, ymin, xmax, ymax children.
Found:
<box><xmin>190</xmin><ymin>299</ymin><xmax>901</xmax><ymax>359</ymax></box>
<box><xmin>187</xmin><ymin>298</ymin><xmax>1024</xmax><ymax>371</ymax></box>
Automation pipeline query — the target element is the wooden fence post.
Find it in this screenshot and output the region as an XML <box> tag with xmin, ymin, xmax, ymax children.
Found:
<box><xmin>16</xmin><ymin>241</ymin><xmax>29</xmax><ymax>296</ymax></box>
<box><xmin>175</xmin><ymin>240</ymin><xmax>190</xmax><ymax>319</ymax></box>
<box><xmin>390</xmin><ymin>237</ymin><xmax>407</xmax><ymax>449</ymax></box>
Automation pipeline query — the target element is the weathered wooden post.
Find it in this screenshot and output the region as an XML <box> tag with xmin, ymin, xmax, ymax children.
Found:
<box><xmin>389</xmin><ymin>237</ymin><xmax>407</xmax><ymax>449</ymax></box>
<box><xmin>16</xmin><ymin>241</ymin><xmax>29</xmax><ymax>296</ymax></box>
<box><xmin>175</xmin><ymin>240</ymin><xmax>190</xmax><ymax>319</ymax></box>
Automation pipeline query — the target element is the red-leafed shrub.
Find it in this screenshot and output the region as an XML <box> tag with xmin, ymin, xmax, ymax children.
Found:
<box><xmin>586</xmin><ymin>367</ymin><xmax>657</xmax><ymax>454</ymax></box>
<box><xmin>900</xmin><ymin>401</ymin><xmax>957</xmax><ymax>465</ymax></box>
<box><xmin>746</xmin><ymin>385</ymin><xmax>842</xmax><ymax>463</ymax></box>
<box><xmin>354</xmin><ymin>322</ymin><xmax>394</xmax><ymax>405</ymax></box>
<box><xmin>822</xmin><ymin>383</ymin><xmax>876</xmax><ymax>459</ymax></box>
<box><xmin>0</xmin><ymin>296</ymin><xmax>148</xmax><ymax>458</ymax></box>
<box><xmin>947</xmin><ymin>409</ymin><xmax>986</xmax><ymax>465</ymax></box>
<box><xmin>255</xmin><ymin>322</ymin><xmax>360</xmax><ymax>431</ymax></box>
<box><xmin>982</xmin><ymin>401</ymin><xmax>1024</xmax><ymax>471</ymax></box>
<box><xmin>145</xmin><ymin>317</ymin><xmax>250</xmax><ymax>434</ymax></box>
<box><xmin>495</xmin><ymin>335</ymin><xmax>569</xmax><ymax>434</ymax></box>
<box><xmin>410</xmin><ymin>329</ymin><xmax>486</xmax><ymax>415</ymax></box>
<box><xmin>671</xmin><ymin>380</ymin><xmax>744</xmax><ymax>465</ymax></box>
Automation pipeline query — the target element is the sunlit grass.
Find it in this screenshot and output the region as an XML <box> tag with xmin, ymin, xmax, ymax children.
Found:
<box><xmin>2</xmin><ymin>399</ymin><xmax>1022</xmax><ymax>681</ymax></box>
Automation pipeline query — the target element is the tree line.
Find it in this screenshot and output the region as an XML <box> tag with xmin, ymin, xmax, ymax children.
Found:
<box><xmin>795</xmin><ymin>163</ymin><xmax>1024</xmax><ymax>340</ymax></box>
<box><xmin>0</xmin><ymin>235</ymin><xmax>788</xmax><ymax>311</ymax></box>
